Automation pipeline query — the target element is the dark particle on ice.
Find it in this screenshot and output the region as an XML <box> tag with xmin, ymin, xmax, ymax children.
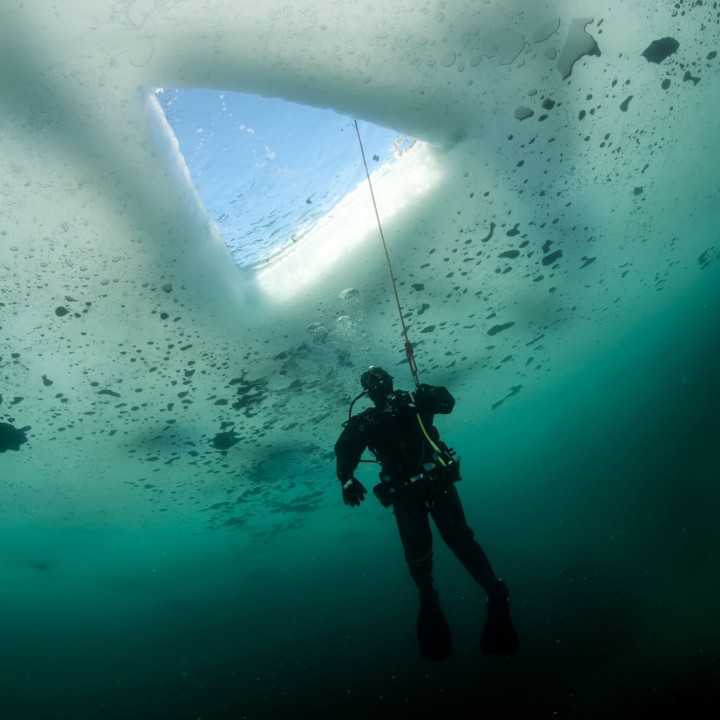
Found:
<box><xmin>683</xmin><ymin>71</ymin><xmax>700</xmax><ymax>85</ymax></box>
<box><xmin>480</xmin><ymin>223</ymin><xmax>496</xmax><ymax>242</ymax></box>
<box><xmin>42</xmin><ymin>375</ymin><xmax>53</xmax><ymax>387</ymax></box>
<box><xmin>619</xmin><ymin>95</ymin><xmax>633</xmax><ymax>112</ymax></box>
<box><xmin>0</xmin><ymin>422</ymin><xmax>30</xmax><ymax>453</ymax></box>
<box><xmin>490</xmin><ymin>385</ymin><xmax>522</xmax><ymax>411</ymax></box>
<box><xmin>697</xmin><ymin>248</ymin><xmax>718</xmax><ymax>269</ymax></box>
<box><xmin>642</xmin><ymin>37</ymin><xmax>679</xmax><ymax>64</ymax></box>
<box><xmin>212</xmin><ymin>429</ymin><xmax>239</xmax><ymax>452</ymax></box>
<box><xmin>661</xmin><ymin>79</ymin><xmax>671</xmax><ymax>90</ymax></box>
<box><xmin>633</xmin><ymin>186</ymin><xmax>644</xmax><ymax>196</ymax></box>
<box><xmin>542</xmin><ymin>249</ymin><xmax>563</xmax><ymax>266</ymax></box>
<box><xmin>55</xmin><ymin>306</ymin><xmax>69</xmax><ymax>317</ymax></box>
<box><xmin>98</xmin><ymin>389</ymin><xmax>121</xmax><ymax>398</ymax></box>
<box><xmin>487</xmin><ymin>322</ymin><xmax>515</xmax><ymax>336</ymax></box>
<box><xmin>514</xmin><ymin>106</ymin><xmax>534</xmax><ymax>121</ymax></box>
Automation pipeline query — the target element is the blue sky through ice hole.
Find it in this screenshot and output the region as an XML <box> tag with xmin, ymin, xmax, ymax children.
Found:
<box><xmin>154</xmin><ymin>89</ymin><xmax>415</xmax><ymax>268</ymax></box>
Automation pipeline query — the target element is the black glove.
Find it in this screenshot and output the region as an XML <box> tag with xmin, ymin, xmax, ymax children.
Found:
<box><xmin>341</xmin><ymin>477</ymin><xmax>367</xmax><ymax>507</ymax></box>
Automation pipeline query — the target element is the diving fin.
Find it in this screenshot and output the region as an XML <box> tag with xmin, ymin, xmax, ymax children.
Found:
<box><xmin>417</xmin><ymin>591</ymin><xmax>453</xmax><ymax>661</ymax></box>
<box><xmin>480</xmin><ymin>580</ymin><xmax>519</xmax><ymax>655</ymax></box>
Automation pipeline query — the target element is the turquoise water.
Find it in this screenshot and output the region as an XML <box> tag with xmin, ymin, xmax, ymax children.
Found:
<box><xmin>2</xmin><ymin>272</ymin><xmax>718</xmax><ymax>719</ymax></box>
<box><xmin>2</xmin><ymin>2</ymin><xmax>720</xmax><ymax>719</ymax></box>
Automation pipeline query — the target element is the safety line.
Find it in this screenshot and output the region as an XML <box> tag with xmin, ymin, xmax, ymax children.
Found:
<box><xmin>353</xmin><ymin>119</ymin><xmax>419</xmax><ymax>387</ymax></box>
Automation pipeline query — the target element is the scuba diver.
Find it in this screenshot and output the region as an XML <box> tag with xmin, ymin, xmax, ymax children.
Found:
<box><xmin>334</xmin><ymin>366</ymin><xmax>519</xmax><ymax>661</ymax></box>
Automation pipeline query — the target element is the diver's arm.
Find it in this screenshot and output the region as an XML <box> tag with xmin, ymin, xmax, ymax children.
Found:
<box><xmin>334</xmin><ymin>418</ymin><xmax>368</xmax><ymax>482</ymax></box>
<box><xmin>334</xmin><ymin>419</ymin><xmax>369</xmax><ymax>506</ymax></box>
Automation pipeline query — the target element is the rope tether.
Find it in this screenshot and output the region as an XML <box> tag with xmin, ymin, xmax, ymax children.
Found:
<box><xmin>353</xmin><ymin>119</ymin><xmax>420</xmax><ymax>387</ymax></box>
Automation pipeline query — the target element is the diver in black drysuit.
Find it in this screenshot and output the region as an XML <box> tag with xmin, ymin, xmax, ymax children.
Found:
<box><xmin>334</xmin><ymin>366</ymin><xmax>518</xmax><ymax>661</ymax></box>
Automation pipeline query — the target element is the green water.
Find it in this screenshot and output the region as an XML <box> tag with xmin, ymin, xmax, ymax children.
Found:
<box><xmin>2</xmin><ymin>273</ymin><xmax>718</xmax><ymax>720</ymax></box>
<box><xmin>2</xmin><ymin>2</ymin><xmax>720</xmax><ymax>716</ymax></box>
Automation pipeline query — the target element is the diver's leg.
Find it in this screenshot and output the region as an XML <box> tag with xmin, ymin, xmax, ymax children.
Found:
<box><xmin>430</xmin><ymin>482</ymin><xmax>519</xmax><ymax>655</ymax></box>
<box><xmin>392</xmin><ymin>490</ymin><xmax>435</xmax><ymax>594</ymax></box>
<box><xmin>393</xmin><ymin>491</ymin><xmax>452</xmax><ymax>661</ymax></box>
<box><xmin>430</xmin><ymin>482</ymin><xmax>498</xmax><ymax>590</ymax></box>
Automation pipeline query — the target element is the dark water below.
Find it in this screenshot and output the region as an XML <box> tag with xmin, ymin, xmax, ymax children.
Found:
<box><xmin>2</xmin><ymin>276</ymin><xmax>719</xmax><ymax>720</ymax></box>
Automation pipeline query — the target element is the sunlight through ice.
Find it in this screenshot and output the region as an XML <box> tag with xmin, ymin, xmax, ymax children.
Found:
<box><xmin>254</xmin><ymin>142</ymin><xmax>442</xmax><ymax>302</ymax></box>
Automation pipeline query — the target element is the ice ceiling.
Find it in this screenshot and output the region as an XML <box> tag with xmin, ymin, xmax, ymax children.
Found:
<box><xmin>1</xmin><ymin>1</ymin><xmax>719</xmax><ymax>538</ymax></box>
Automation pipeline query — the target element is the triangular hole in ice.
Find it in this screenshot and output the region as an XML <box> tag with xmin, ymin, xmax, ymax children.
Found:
<box><xmin>154</xmin><ymin>89</ymin><xmax>415</xmax><ymax>268</ymax></box>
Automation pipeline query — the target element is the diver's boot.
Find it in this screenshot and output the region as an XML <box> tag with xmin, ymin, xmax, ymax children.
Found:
<box><xmin>417</xmin><ymin>588</ymin><xmax>452</xmax><ymax>661</ymax></box>
<box><xmin>480</xmin><ymin>579</ymin><xmax>519</xmax><ymax>655</ymax></box>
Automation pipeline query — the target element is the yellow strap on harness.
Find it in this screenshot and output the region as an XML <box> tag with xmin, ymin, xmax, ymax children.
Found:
<box><xmin>408</xmin><ymin>392</ymin><xmax>454</xmax><ymax>468</ymax></box>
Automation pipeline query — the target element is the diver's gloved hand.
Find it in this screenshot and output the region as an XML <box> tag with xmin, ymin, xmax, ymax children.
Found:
<box><xmin>341</xmin><ymin>477</ymin><xmax>367</xmax><ymax>507</ymax></box>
